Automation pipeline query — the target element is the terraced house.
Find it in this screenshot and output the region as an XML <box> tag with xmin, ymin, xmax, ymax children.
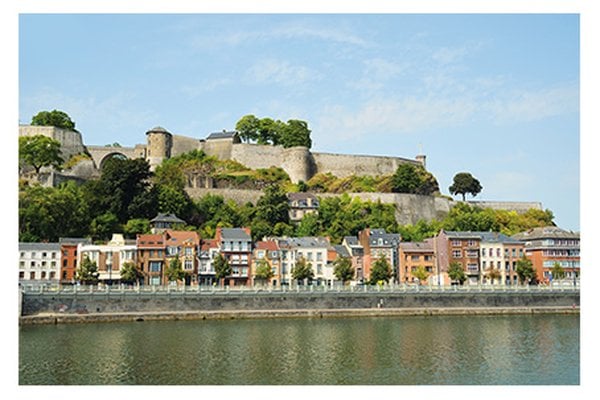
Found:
<box><xmin>215</xmin><ymin>227</ymin><xmax>252</xmax><ymax>286</ymax></box>
<box><xmin>513</xmin><ymin>226</ymin><xmax>580</xmax><ymax>283</ymax></box>
<box><xmin>479</xmin><ymin>232</ymin><xmax>524</xmax><ymax>285</ymax></box>
<box><xmin>433</xmin><ymin>230</ymin><xmax>481</xmax><ymax>285</ymax></box>
<box><xmin>78</xmin><ymin>234</ymin><xmax>136</xmax><ymax>284</ymax></box>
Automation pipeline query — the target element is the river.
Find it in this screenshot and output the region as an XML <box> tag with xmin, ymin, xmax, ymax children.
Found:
<box><xmin>19</xmin><ymin>314</ymin><xmax>579</xmax><ymax>385</ymax></box>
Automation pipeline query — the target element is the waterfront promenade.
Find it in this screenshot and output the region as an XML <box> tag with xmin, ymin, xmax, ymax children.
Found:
<box><xmin>20</xmin><ymin>283</ymin><xmax>579</xmax><ymax>324</ymax></box>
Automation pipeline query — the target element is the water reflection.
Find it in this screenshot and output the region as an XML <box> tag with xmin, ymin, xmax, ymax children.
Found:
<box><xmin>20</xmin><ymin>315</ymin><xmax>579</xmax><ymax>385</ymax></box>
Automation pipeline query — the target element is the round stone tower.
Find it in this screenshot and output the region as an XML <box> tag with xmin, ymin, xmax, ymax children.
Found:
<box><xmin>146</xmin><ymin>126</ymin><xmax>172</xmax><ymax>170</ymax></box>
<box><xmin>282</xmin><ymin>146</ymin><xmax>314</xmax><ymax>183</ymax></box>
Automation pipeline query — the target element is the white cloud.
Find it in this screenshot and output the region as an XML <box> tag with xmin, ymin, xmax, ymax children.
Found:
<box><xmin>191</xmin><ymin>21</ymin><xmax>371</xmax><ymax>50</ymax></box>
<box><xmin>247</xmin><ymin>59</ymin><xmax>320</xmax><ymax>86</ymax></box>
<box><xmin>180</xmin><ymin>78</ymin><xmax>233</xmax><ymax>98</ymax></box>
<box><xmin>486</xmin><ymin>83</ymin><xmax>579</xmax><ymax>123</ymax></box>
<box><xmin>21</xmin><ymin>88</ymin><xmax>156</xmax><ymax>145</ymax></box>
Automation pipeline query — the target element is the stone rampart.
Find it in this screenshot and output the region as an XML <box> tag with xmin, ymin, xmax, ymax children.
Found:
<box><xmin>171</xmin><ymin>134</ymin><xmax>201</xmax><ymax>157</ymax></box>
<box><xmin>185</xmin><ymin>187</ymin><xmax>265</xmax><ymax>205</ymax></box>
<box><xmin>19</xmin><ymin>125</ymin><xmax>86</xmax><ymax>159</ymax></box>
<box><xmin>21</xmin><ymin>290</ymin><xmax>580</xmax><ymax>318</ymax></box>
<box><xmin>312</xmin><ymin>152</ymin><xmax>420</xmax><ymax>179</ymax></box>
<box><xmin>467</xmin><ymin>201</ymin><xmax>543</xmax><ymax>212</ymax></box>
<box><xmin>230</xmin><ymin>143</ymin><xmax>286</xmax><ymax>170</ymax></box>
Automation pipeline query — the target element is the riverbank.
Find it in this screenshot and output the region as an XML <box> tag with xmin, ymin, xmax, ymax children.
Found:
<box><xmin>19</xmin><ymin>305</ymin><xmax>580</xmax><ymax>325</ymax></box>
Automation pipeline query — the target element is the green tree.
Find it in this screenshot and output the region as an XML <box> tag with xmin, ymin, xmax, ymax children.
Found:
<box><xmin>123</xmin><ymin>218</ymin><xmax>151</xmax><ymax>238</ymax></box>
<box><xmin>214</xmin><ymin>253</ymin><xmax>231</xmax><ymax>286</ymax></box>
<box><xmin>391</xmin><ymin>163</ymin><xmax>421</xmax><ymax>193</ymax></box>
<box><xmin>412</xmin><ymin>265</ymin><xmax>430</xmax><ymax>285</ymax></box>
<box><xmin>551</xmin><ymin>262</ymin><xmax>566</xmax><ymax>280</ymax></box>
<box><xmin>254</xmin><ymin>259</ymin><xmax>274</xmax><ymax>286</ymax></box>
<box><xmin>157</xmin><ymin>184</ymin><xmax>193</xmax><ymax>218</ymax></box>
<box><xmin>255</xmin><ymin>184</ymin><xmax>290</xmax><ymax>225</ymax></box>
<box><xmin>292</xmin><ymin>256</ymin><xmax>314</xmax><ymax>284</ymax></box>
<box><xmin>449</xmin><ymin>172</ymin><xmax>483</xmax><ymax>201</ymax></box>
<box><xmin>31</xmin><ymin>109</ymin><xmax>76</xmax><ymax>130</ymax></box>
<box><xmin>333</xmin><ymin>257</ymin><xmax>354</xmax><ymax>284</ymax></box>
<box><xmin>95</xmin><ymin>157</ymin><xmax>157</xmax><ymax>223</ymax></box>
<box><xmin>515</xmin><ymin>256</ymin><xmax>537</xmax><ymax>285</ymax></box>
<box><xmin>295</xmin><ymin>212</ymin><xmax>321</xmax><ymax>237</ymax></box>
<box><xmin>166</xmin><ymin>257</ymin><xmax>186</xmax><ymax>285</ymax></box>
<box><xmin>90</xmin><ymin>212</ymin><xmax>120</xmax><ymax>241</ymax></box>
<box><xmin>120</xmin><ymin>261</ymin><xmax>144</xmax><ymax>285</ymax></box>
<box><xmin>19</xmin><ymin>181</ymin><xmax>91</xmax><ymax>242</ymax></box>
<box><xmin>235</xmin><ymin>114</ymin><xmax>260</xmax><ymax>143</ymax></box>
<box><xmin>19</xmin><ymin>135</ymin><xmax>64</xmax><ymax>174</ymax></box>
<box><xmin>369</xmin><ymin>254</ymin><xmax>392</xmax><ymax>284</ymax></box>
<box><xmin>485</xmin><ymin>267</ymin><xmax>502</xmax><ymax>285</ymax></box>
<box><xmin>280</xmin><ymin>119</ymin><xmax>312</xmax><ymax>148</ymax></box>
<box><xmin>76</xmin><ymin>256</ymin><xmax>99</xmax><ymax>285</ymax></box>
<box><xmin>447</xmin><ymin>261</ymin><xmax>467</xmax><ymax>285</ymax></box>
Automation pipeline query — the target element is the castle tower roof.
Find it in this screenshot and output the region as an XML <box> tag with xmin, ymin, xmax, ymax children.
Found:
<box><xmin>146</xmin><ymin>126</ymin><xmax>172</xmax><ymax>135</ymax></box>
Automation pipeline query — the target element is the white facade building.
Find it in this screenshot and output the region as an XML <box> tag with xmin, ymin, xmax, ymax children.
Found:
<box><xmin>19</xmin><ymin>242</ymin><xmax>61</xmax><ymax>285</ymax></box>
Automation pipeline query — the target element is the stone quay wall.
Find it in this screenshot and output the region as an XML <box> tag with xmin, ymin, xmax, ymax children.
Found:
<box><xmin>21</xmin><ymin>290</ymin><xmax>579</xmax><ymax>319</ymax></box>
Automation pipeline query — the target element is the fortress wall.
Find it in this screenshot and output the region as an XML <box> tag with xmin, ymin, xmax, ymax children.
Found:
<box><xmin>312</xmin><ymin>152</ymin><xmax>420</xmax><ymax>179</ymax></box>
<box><xmin>467</xmin><ymin>201</ymin><xmax>543</xmax><ymax>213</ymax></box>
<box><xmin>185</xmin><ymin>188</ymin><xmax>264</xmax><ymax>205</ymax></box>
<box><xmin>171</xmin><ymin>135</ymin><xmax>201</xmax><ymax>157</ymax></box>
<box><xmin>318</xmin><ymin>192</ymin><xmax>453</xmax><ymax>225</ymax></box>
<box><xmin>231</xmin><ymin>143</ymin><xmax>285</xmax><ymax>169</ymax></box>
<box><xmin>19</xmin><ymin>125</ymin><xmax>86</xmax><ymax>159</ymax></box>
<box><xmin>200</xmin><ymin>139</ymin><xmax>234</xmax><ymax>160</ymax></box>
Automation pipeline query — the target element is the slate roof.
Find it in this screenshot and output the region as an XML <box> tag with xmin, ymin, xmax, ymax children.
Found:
<box><xmin>399</xmin><ymin>240</ymin><xmax>434</xmax><ymax>252</ymax></box>
<box><xmin>207</xmin><ymin>131</ymin><xmax>237</xmax><ymax>140</ymax></box>
<box><xmin>150</xmin><ymin>213</ymin><xmax>185</xmax><ymax>224</ymax></box>
<box><xmin>145</xmin><ymin>126</ymin><xmax>171</xmax><ymax>135</ymax></box>
<box><xmin>19</xmin><ymin>242</ymin><xmax>60</xmax><ymax>251</ymax></box>
<box><xmin>220</xmin><ymin>228</ymin><xmax>252</xmax><ymax>241</ymax></box>
<box><xmin>333</xmin><ymin>245</ymin><xmax>351</xmax><ymax>258</ymax></box>
<box><xmin>59</xmin><ymin>237</ymin><xmax>92</xmax><ymax>245</ymax></box>
<box><xmin>477</xmin><ymin>231</ymin><xmax>522</xmax><ymax>244</ymax></box>
<box><xmin>367</xmin><ymin>229</ymin><xmax>400</xmax><ymax>247</ymax></box>
<box><xmin>512</xmin><ymin>226</ymin><xmax>579</xmax><ymax>241</ymax></box>
<box><xmin>286</xmin><ymin>237</ymin><xmax>330</xmax><ymax>248</ymax></box>
<box><xmin>343</xmin><ymin>236</ymin><xmax>361</xmax><ymax>247</ymax></box>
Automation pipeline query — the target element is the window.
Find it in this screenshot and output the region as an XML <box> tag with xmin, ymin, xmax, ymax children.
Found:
<box><xmin>468</xmin><ymin>240</ymin><xmax>476</xmax><ymax>247</ymax></box>
<box><xmin>149</xmin><ymin>261</ymin><xmax>162</xmax><ymax>273</ymax></box>
<box><xmin>19</xmin><ymin>271</ymin><xmax>24</xmax><ymax>279</ymax></box>
<box><xmin>451</xmin><ymin>240</ymin><xmax>461</xmax><ymax>247</ymax></box>
<box><xmin>42</xmin><ymin>252</ymin><xmax>47</xmax><ymax>258</ymax></box>
<box><xmin>150</xmin><ymin>277</ymin><xmax>161</xmax><ymax>285</ymax></box>
<box><xmin>496</xmin><ymin>248</ymin><xmax>501</xmax><ymax>257</ymax></box>
<box><xmin>20</xmin><ymin>252</ymin><xmax>25</xmax><ymax>258</ymax></box>
<box><xmin>51</xmin><ymin>252</ymin><xmax>57</xmax><ymax>259</ymax></box>
<box><xmin>411</xmin><ymin>255</ymin><xmax>420</xmax><ymax>262</ymax></box>
<box><xmin>184</xmin><ymin>247</ymin><xmax>193</xmax><ymax>256</ymax></box>
<box><xmin>32</xmin><ymin>252</ymin><xmax>36</xmax><ymax>258</ymax></box>
<box><xmin>184</xmin><ymin>260</ymin><xmax>193</xmax><ymax>270</ymax></box>
<box><xmin>30</xmin><ymin>272</ymin><xmax>35</xmax><ymax>280</ymax></box>
<box><xmin>20</xmin><ymin>261</ymin><xmax>25</xmax><ymax>268</ymax></box>
<box><xmin>63</xmin><ymin>259</ymin><xmax>67</xmax><ymax>267</ymax></box>
<box><xmin>424</xmin><ymin>255</ymin><xmax>432</xmax><ymax>261</ymax></box>
<box><xmin>317</xmin><ymin>264</ymin><xmax>322</xmax><ymax>274</ymax></box>
<box><xmin>316</xmin><ymin>252</ymin><xmax>323</xmax><ymax>261</ymax></box>
<box><xmin>452</xmin><ymin>250</ymin><xmax>462</xmax><ymax>258</ymax></box>
<box><xmin>482</xmin><ymin>261</ymin><xmax>486</xmax><ymax>269</ymax></box>
<box><xmin>307</xmin><ymin>252</ymin><xmax>313</xmax><ymax>261</ymax></box>
<box><xmin>30</xmin><ymin>261</ymin><xmax>35</xmax><ymax>268</ymax></box>
<box><xmin>50</xmin><ymin>272</ymin><xmax>56</xmax><ymax>279</ymax></box>
<box><xmin>482</xmin><ymin>248</ymin><xmax>486</xmax><ymax>257</ymax></box>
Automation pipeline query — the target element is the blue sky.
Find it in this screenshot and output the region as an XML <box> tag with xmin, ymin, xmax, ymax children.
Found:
<box><xmin>19</xmin><ymin>13</ymin><xmax>580</xmax><ymax>231</ymax></box>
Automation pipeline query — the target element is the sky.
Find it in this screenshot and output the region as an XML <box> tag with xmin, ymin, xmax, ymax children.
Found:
<box><xmin>18</xmin><ymin>13</ymin><xmax>581</xmax><ymax>231</ymax></box>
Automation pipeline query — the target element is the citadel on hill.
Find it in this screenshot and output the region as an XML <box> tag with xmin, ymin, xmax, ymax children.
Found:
<box><xmin>18</xmin><ymin>123</ymin><xmax>542</xmax><ymax>225</ymax></box>
<box><xmin>19</xmin><ymin>124</ymin><xmax>425</xmax><ymax>183</ymax></box>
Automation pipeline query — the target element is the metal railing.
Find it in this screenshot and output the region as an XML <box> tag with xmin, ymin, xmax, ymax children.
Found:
<box><xmin>20</xmin><ymin>281</ymin><xmax>580</xmax><ymax>296</ymax></box>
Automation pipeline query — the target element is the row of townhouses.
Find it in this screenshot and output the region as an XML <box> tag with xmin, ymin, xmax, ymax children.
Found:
<box><xmin>19</xmin><ymin>213</ymin><xmax>580</xmax><ymax>287</ymax></box>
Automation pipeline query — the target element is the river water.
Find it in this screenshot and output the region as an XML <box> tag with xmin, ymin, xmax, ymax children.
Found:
<box><xmin>19</xmin><ymin>314</ymin><xmax>579</xmax><ymax>385</ymax></box>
